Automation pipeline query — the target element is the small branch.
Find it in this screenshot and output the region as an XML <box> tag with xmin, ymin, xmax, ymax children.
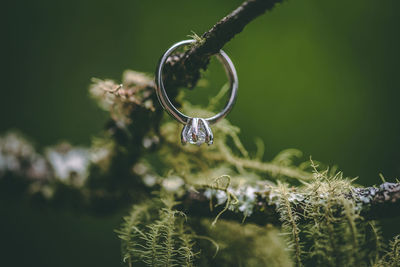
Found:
<box><xmin>353</xmin><ymin>183</ymin><xmax>400</xmax><ymax>220</ymax></box>
<box><xmin>180</xmin><ymin>182</ymin><xmax>400</xmax><ymax>226</ymax></box>
<box><xmin>163</xmin><ymin>0</ymin><xmax>283</xmax><ymax>91</ymax></box>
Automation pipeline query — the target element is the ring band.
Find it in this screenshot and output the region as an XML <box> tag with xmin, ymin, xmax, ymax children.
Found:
<box><xmin>155</xmin><ymin>39</ymin><xmax>238</xmax><ymax>145</ymax></box>
<box><xmin>155</xmin><ymin>39</ymin><xmax>238</xmax><ymax>125</ymax></box>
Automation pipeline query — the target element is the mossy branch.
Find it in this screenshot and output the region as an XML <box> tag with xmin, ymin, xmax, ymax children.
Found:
<box><xmin>163</xmin><ymin>0</ymin><xmax>283</xmax><ymax>90</ymax></box>
<box><xmin>180</xmin><ymin>182</ymin><xmax>400</xmax><ymax>226</ymax></box>
<box><xmin>1</xmin><ymin>129</ymin><xmax>399</xmax><ymax>224</ymax></box>
<box><xmin>2</xmin><ymin>1</ymin><xmax>400</xmax><ymax>265</ymax></box>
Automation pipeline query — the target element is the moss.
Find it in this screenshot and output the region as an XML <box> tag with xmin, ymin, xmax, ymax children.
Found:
<box><xmin>2</xmin><ymin>71</ymin><xmax>399</xmax><ymax>266</ymax></box>
<box><xmin>196</xmin><ymin>220</ymin><xmax>292</xmax><ymax>267</ymax></box>
<box><xmin>115</xmin><ymin>198</ymin><xmax>197</xmax><ymax>267</ymax></box>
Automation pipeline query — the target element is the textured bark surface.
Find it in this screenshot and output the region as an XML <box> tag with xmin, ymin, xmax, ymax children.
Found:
<box><xmin>180</xmin><ymin>182</ymin><xmax>400</xmax><ymax>226</ymax></box>
<box><xmin>162</xmin><ymin>0</ymin><xmax>283</xmax><ymax>92</ymax></box>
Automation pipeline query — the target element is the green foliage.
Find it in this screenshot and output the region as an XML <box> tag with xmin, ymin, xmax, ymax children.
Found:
<box><xmin>300</xmin><ymin>168</ymin><xmax>365</xmax><ymax>266</ymax></box>
<box><xmin>116</xmin><ymin>198</ymin><xmax>197</xmax><ymax>267</ymax></box>
<box><xmin>157</xmin><ymin>103</ymin><xmax>312</xmax><ymax>186</ymax></box>
<box><xmin>197</xmin><ymin>220</ymin><xmax>293</xmax><ymax>267</ymax></box>
<box><xmin>276</xmin><ymin>182</ymin><xmax>303</xmax><ymax>267</ymax></box>
<box><xmin>115</xmin><ymin>201</ymin><xmax>152</xmax><ymax>266</ymax></box>
<box><xmin>272</xmin><ymin>164</ymin><xmax>399</xmax><ymax>267</ymax></box>
<box><xmin>96</xmin><ymin>74</ymin><xmax>399</xmax><ymax>266</ymax></box>
<box><xmin>374</xmin><ymin>235</ymin><xmax>400</xmax><ymax>267</ymax></box>
<box><xmin>2</xmin><ymin>70</ymin><xmax>399</xmax><ymax>267</ymax></box>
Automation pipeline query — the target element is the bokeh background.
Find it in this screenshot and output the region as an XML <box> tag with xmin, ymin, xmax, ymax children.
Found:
<box><xmin>2</xmin><ymin>0</ymin><xmax>400</xmax><ymax>266</ymax></box>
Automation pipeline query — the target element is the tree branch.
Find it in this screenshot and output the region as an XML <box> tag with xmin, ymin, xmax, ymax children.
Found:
<box><xmin>4</xmin><ymin>0</ymin><xmax>398</xmax><ymax>230</ymax></box>
<box><xmin>180</xmin><ymin>182</ymin><xmax>400</xmax><ymax>226</ymax></box>
<box><xmin>163</xmin><ymin>0</ymin><xmax>283</xmax><ymax>91</ymax></box>
<box><xmin>1</xmin><ymin>132</ymin><xmax>399</xmax><ymax>224</ymax></box>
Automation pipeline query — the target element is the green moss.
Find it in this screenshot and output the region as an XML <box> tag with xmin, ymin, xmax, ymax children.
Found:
<box><xmin>4</xmin><ymin>71</ymin><xmax>398</xmax><ymax>266</ymax></box>
<box><xmin>93</xmin><ymin>75</ymin><xmax>398</xmax><ymax>266</ymax></box>
<box><xmin>115</xmin><ymin>198</ymin><xmax>197</xmax><ymax>267</ymax></box>
<box><xmin>196</xmin><ymin>220</ymin><xmax>293</xmax><ymax>267</ymax></box>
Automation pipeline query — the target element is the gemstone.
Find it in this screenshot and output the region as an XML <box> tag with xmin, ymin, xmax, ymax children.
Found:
<box><xmin>184</xmin><ymin>123</ymin><xmax>207</xmax><ymax>145</ymax></box>
<box><xmin>181</xmin><ymin>118</ymin><xmax>214</xmax><ymax>146</ymax></box>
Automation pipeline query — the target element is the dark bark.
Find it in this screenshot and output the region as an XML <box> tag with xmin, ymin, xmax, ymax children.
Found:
<box><xmin>180</xmin><ymin>182</ymin><xmax>400</xmax><ymax>226</ymax></box>
<box><xmin>163</xmin><ymin>0</ymin><xmax>283</xmax><ymax>91</ymax></box>
<box><xmin>354</xmin><ymin>182</ymin><xmax>400</xmax><ymax>220</ymax></box>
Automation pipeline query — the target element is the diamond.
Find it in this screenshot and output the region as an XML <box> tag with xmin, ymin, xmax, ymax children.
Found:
<box><xmin>184</xmin><ymin>123</ymin><xmax>207</xmax><ymax>145</ymax></box>
<box><xmin>181</xmin><ymin>118</ymin><xmax>213</xmax><ymax>146</ymax></box>
<box><xmin>181</xmin><ymin>118</ymin><xmax>214</xmax><ymax>146</ymax></box>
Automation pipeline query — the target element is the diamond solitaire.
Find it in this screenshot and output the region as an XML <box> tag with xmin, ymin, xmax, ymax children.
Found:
<box><xmin>181</xmin><ymin>118</ymin><xmax>213</xmax><ymax>146</ymax></box>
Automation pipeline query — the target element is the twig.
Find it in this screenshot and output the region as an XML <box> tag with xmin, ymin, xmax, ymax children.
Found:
<box><xmin>163</xmin><ymin>0</ymin><xmax>283</xmax><ymax>91</ymax></box>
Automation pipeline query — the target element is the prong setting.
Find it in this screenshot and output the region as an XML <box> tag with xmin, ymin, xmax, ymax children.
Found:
<box><xmin>181</xmin><ymin>118</ymin><xmax>213</xmax><ymax>146</ymax></box>
<box><xmin>200</xmin><ymin>119</ymin><xmax>213</xmax><ymax>145</ymax></box>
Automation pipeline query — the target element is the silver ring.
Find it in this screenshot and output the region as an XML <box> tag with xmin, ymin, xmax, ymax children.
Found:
<box><xmin>155</xmin><ymin>39</ymin><xmax>238</xmax><ymax>145</ymax></box>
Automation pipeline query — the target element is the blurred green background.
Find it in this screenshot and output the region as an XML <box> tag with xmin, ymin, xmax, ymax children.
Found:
<box><xmin>2</xmin><ymin>0</ymin><xmax>400</xmax><ymax>266</ymax></box>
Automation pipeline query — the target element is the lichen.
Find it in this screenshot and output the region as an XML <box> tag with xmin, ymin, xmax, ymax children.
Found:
<box><xmin>1</xmin><ymin>70</ymin><xmax>399</xmax><ymax>267</ymax></box>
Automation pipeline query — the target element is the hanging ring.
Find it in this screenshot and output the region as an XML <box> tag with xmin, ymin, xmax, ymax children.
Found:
<box><xmin>155</xmin><ymin>39</ymin><xmax>238</xmax><ymax>145</ymax></box>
